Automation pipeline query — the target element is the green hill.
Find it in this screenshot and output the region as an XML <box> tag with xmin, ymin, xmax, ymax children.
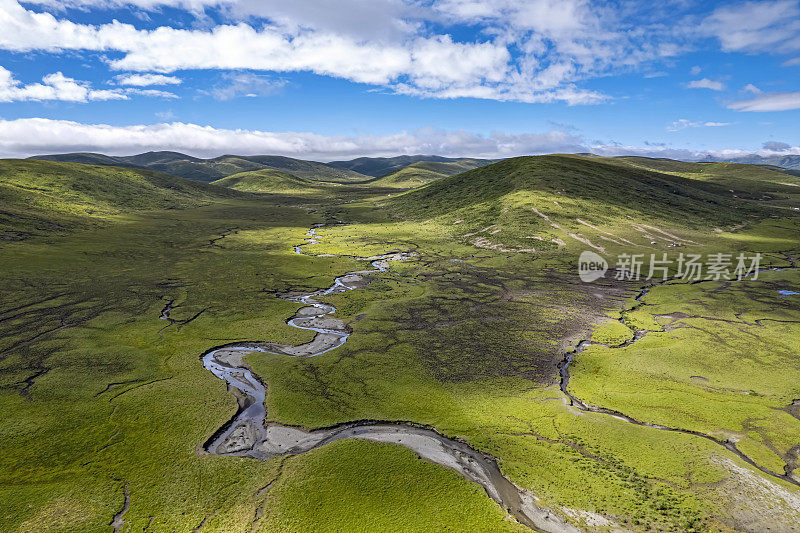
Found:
<box><xmin>327</xmin><ymin>155</ymin><xmax>494</xmax><ymax>177</ymax></box>
<box><xmin>0</xmin><ymin>159</ymin><xmax>244</xmax><ymax>240</ymax></box>
<box><xmin>213</xmin><ymin>168</ymin><xmax>316</xmax><ymax>194</ymax></box>
<box><xmin>371</xmin><ymin>159</ymin><xmax>493</xmax><ymax>188</ymax></box>
<box><xmin>27</xmin><ymin>152</ymin><xmax>142</xmax><ymax>168</ymax></box>
<box><xmin>614</xmin><ymin>157</ymin><xmax>800</xmax><ymax>205</ymax></box>
<box><xmin>30</xmin><ymin>152</ymin><xmax>369</xmax><ymax>183</ymax></box>
<box><xmin>706</xmin><ymin>153</ymin><xmax>800</xmax><ymax>170</ymax></box>
<box><xmin>389</xmin><ymin>154</ymin><xmax>784</xmax><ymax>253</ymax></box>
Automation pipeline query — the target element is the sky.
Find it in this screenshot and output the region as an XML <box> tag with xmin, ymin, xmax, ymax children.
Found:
<box><xmin>0</xmin><ymin>0</ymin><xmax>798</xmax><ymax>161</ymax></box>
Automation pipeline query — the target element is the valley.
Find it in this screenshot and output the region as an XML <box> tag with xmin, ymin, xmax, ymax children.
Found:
<box><xmin>1</xmin><ymin>154</ymin><xmax>799</xmax><ymax>532</ymax></box>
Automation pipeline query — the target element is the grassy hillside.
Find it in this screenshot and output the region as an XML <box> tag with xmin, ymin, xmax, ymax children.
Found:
<box><xmin>615</xmin><ymin>157</ymin><xmax>800</xmax><ymax>205</ymax></box>
<box><xmin>30</xmin><ymin>151</ymin><xmax>369</xmax><ymax>183</ymax></box>
<box><xmin>328</xmin><ymin>155</ymin><xmax>494</xmax><ymax>177</ymax></box>
<box><xmin>213</xmin><ymin>168</ymin><xmax>317</xmax><ymax>194</ymax></box>
<box><xmin>0</xmin><ymin>159</ymin><xmax>244</xmax><ymax>240</ymax></box>
<box><xmin>388</xmin><ymin>154</ymin><xmax>781</xmax><ymax>254</ymax></box>
<box><xmin>371</xmin><ymin>159</ymin><xmax>492</xmax><ymax>188</ymax></box>
<box><xmin>28</xmin><ymin>152</ymin><xmax>141</xmax><ymax>168</ymax></box>
<box><xmin>709</xmin><ymin>153</ymin><xmax>800</xmax><ymax>170</ymax></box>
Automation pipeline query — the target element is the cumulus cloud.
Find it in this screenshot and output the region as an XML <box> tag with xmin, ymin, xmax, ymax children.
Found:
<box><xmin>0</xmin><ymin>66</ymin><xmax>127</xmax><ymax>102</ymax></box>
<box><xmin>23</xmin><ymin>0</ymin><xmax>423</xmax><ymax>41</ymax></box>
<box><xmin>0</xmin><ymin>0</ymin><xmax>700</xmax><ymax>105</ymax></box>
<box><xmin>114</xmin><ymin>73</ymin><xmax>182</xmax><ymax>86</ymax></box>
<box><xmin>0</xmin><ymin>1</ymin><xmax>792</xmax><ymax>108</ymax></box>
<box><xmin>690</xmin><ymin>65</ymin><xmax>701</xmax><ymax>75</ymax></box>
<box><xmin>687</xmin><ymin>78</ymin><xmax>725</xmax><ymax>91</ymax></box>
<box><xmin>728</xmin><ymin>91</ymin><xmax>800</xmax><ymax>111</ymax></box>
<box><xmin>0</xmin><ymin>1</ymin><xmax>530</xmax><ymax>101</ymax></box>
<box><xmin>705</xmin><ymin>0</ymin><xmax>800</xmax><ymax>54</ymax></box>
<box><xmin>743</xmin><ymin>83</ymin><xmax>762</xmax><ymax>94</ymax></box>
<box><xmin>667</xmin><ymin>119</ymin><xmax>732</xmax><ymax>132</ymax></box>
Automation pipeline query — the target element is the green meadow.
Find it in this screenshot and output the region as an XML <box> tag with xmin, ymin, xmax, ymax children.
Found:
<box><xmin>1</xmin><ymin>156</ymin><xmax>799</xmax><ymax>532</ymax></box>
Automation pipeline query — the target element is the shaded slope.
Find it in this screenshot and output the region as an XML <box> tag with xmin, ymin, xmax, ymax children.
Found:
<box><xmin>0</xmin><ymin>159</ymin><xmax>244</xmax><ymax>240</ymax></box>
<box><xmin>228</xmin><ymin>155</ymin><xmax>366</xmax><ymax>181</ymax></box>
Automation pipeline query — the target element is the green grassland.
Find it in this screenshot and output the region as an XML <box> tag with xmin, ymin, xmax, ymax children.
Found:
<box><xmin>212</xmin><ymin>168</ymin><xmax>321</xmax><ymax>194</ymax></box>
<box><xmin>569</xmin><ymin>269</ymin><xmax>800</xmax><ymax>477</ymax></box>
<box><xmin>326</xmin><ymin>155</ymin><xmax>493</xmax><ymax>178</ymax></box>
<box><xmin>1</xmin><ymin>155</ymin><xmax>799</xmax><ymax>532</ymax></box>
<box><xmin>613</xmin><ymin>157</ymin><xmax>800</xmax><ymax>209</ymax></box>
<box><xmin>0</xmin><ymin>159</ymin><xmax>245</xmax><ymax>240</ymax></box>
<box><xmin>368</xmin><ymin>159</ymin><xmax>491</xmax><ymax>188</ymax></box>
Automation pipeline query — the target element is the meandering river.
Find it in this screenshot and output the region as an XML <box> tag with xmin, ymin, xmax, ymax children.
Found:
<box><xmin>200</xmin><ymin>226</ymin><xmax>579</xmax><ymax>533</ymax></box>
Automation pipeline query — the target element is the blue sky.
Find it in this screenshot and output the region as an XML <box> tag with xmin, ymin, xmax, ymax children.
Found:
<box><xmin>0</xmin><ymin>0</ymin><xmax>797</xmax><ymax>160</ymax></box>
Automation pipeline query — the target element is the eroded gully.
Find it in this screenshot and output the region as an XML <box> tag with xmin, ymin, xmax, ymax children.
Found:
<box><xmin>200</xmin><ymin>225</ymin><xmax>580</xmax><ymax>533</ymax></box>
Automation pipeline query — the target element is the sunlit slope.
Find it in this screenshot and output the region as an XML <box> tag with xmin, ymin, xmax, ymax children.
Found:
<box><xmin>327</xmin><ymin>154</ymin><xmax>494</xmax><ymax>177</ymax></box>
<box><xmin>213</xmin><ymin>168</ymin><xmax>318</xmax><ymax>194</ymax></box>
<box><xmin>389</xmin><ymin>154</ymin><xmax>778</xmax><ymax>254</ymax></box>
<box><xmin>371</xmin><ymin>159</ymin><xmax>492</xmax><ymax>188</ymax></box>
<box><xmin>0</xmin><ymin>159</ymin><xmax>244</xmax><ymax>239</ymax></box>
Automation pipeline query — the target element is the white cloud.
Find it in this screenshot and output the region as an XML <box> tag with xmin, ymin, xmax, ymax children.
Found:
<box><xmin>3</xmin><ymin>0</ymin><xmax>789</xmax><ymax>108</ymax></box>
<box><xmin>783</xmin><ymin>57</ymin><xmax>800</xmax><ymax>66</ymax></box>
<box><xmin>0</xmin><ymin>65</ymin><xmax>181</xmax><ymax>102</ymax></box>
<box><xmin>728</xmin><ymin>91</ymin><xmax>800</xmax><ymax>111</ymax></box>
<box><xmin>687</xmin><ymin>78</ymin><xmax>725</xmax><ymax>91</ymax></box>
<box><xmin>704</xmin><ymin>0</ymin><xmax>800</xmax><ymax>53</ymax></box>
<box><xmin>0</xmin><ymin>1</ymin><xmax>528</xmax><ymax>101</ymax></box>
<box><xmin>0</xmin><ymin>117</ymin><xmax>796</xmax><ymax>161</ymax></box>
<box><xmin>114</xmin><ymin>73</ymin><xmax>182</xmax><ymax>86</ymax></box>
<box><xmin>690</xmin><ymin>65</ymin><xmax>701</xmax><ymax>75</ymax></box>
<box><xmin>0</xmin><ymin>66</ymin><xmax>127</xmax><ymax>102</ymax></box>
<box><xmin>23</xmin><ymin>0</ymin><xmax>423</xmax><ymax>42</ymax></box>
<box><xmin>126</xmin><ymin>88</ymin><xmax>179</xmax><ymax>98</ymax></box>
<box><xmin>0</xmin><ymin>0</ymin><xmax>700</xmax><ymax>105</ymax></box>
<box><xmin>667</xmin><ymin>119</ymin><xmax>732</xmax><ymax>132</ymax></box>
<box><xmin>0</xmin><ymin>117</ymin><xmax>589</xmax><ymax>159</ymax></box>
<box><xmin>743</xmin><ymin>83</ymin><xmax>762</xmax><ymax>94</ymax></box>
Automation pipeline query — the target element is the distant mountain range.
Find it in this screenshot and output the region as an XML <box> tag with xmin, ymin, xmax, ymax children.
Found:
<box><xmin>28</xmin><ymin>151</ymin><xmax>369</xmax><ymax>182</ymax></box>
<box><xmin>702</xmin><ymin>154</ymin><xmax>800</xmax><ymax>171</ymax></box>
<box><xmin>28</xmin><ymin>150</ymin><xmax>800</xmax><ymax>185</ymax></box>
<box><xmin>327</xmin><ymin>155</ymin><xmax>494</xmax><ymax>177</ymax></box>
<box><xmin>28</xmin><ymin>151</ymin><xmax>494</xmax><ymax>182</ymax></box>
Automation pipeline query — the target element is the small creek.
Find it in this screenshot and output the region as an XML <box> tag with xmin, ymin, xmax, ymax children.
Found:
<box><xmin>559</xmin><ymin>281</ymin><xmax>800</xmax><ymax>488</ymax></box>
<box><xmin>201</xmin><ymin>225</ymin><xmax>579</xmax><ymax>533</ymax></box>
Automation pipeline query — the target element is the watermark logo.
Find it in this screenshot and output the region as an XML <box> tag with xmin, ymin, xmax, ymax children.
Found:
<box><xmin>578</xmin><ymin>250</ymin><xmax>608</xmax><ymax>282</ymax></box>
<box><xmin>578</xmin><ymin>251</ymin><xmax>762</xmax><ymax>283</ymax></box>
